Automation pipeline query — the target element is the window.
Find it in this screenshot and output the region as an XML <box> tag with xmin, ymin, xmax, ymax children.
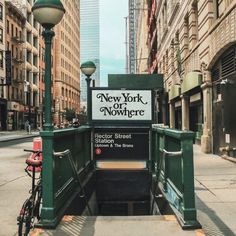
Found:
<box><xmin>41</xmin><ymin>69</ymin><xmax>45</xmax><ymax>82</ymax></box>
<box><xmin>216</xmin><ymin>0</ymin><xmax>234</xmax><ymax>18</ymax></box>
<box><xmin>11</xmin><ymin>45</ymin><xmax>14</xmax><ymax>58</ymax></box>
<box><xmin>6</xmin><ymin>20</ymin><xmax>9</xmax><ymax>34</ymax></box>
<box><xmin>27</xmin><ymin>32</ymin><xmax>31</xmax><ymax>43</ymax></box>
<box><xmin>0</xmin><ymin>51</ymin><xmax>3</xmax><ymax>68</ymax></box>
<box><xmin>0</xmin><ymin>4</ymin><xmax>3</xmax><ymax>21</ymax></box>
<box><xmin>184</xmin><ymin>15</ymin><xmax>189</xmax><ymax>55</ymax></box>
<box><xmin>27</xmin><ymin>12</ymin><xmax>30</xmax><ymax>22</ymax></box>
<box><xmin>41</xmin><ymin>48</ymin><xmax>45</xmax><ymax>61</ymax></box>
<box><xmin>33</xmin><ymin>36</ymin><xmax>38</xmax><ymax>47</ymax></box>
<box><xmin>33</xmin><ymin>55</ymin><xmax>37</xmax><ymax>66</ymax></box>
<box><xmin>33</xmin><ymin>19</ymin><xmax>37</xmax><ymax>29</ymax></box>
<box><xmin>192</xmin><ymin>1</ymin><xmax>198</xmax><ymax>43</ymax></box>
<box><xmin>0</xmin><ymin>28</ymin><xmax>3</xmax><ymax>43</ymax></box>
<box><xmin>27</xmin><ymin>51</ymin><xmax>31</xmax><ymax>62</ymax></box>
<box><xmin>0</xmin><ymin>78</ymin><xmax>4</xmax><ymax>97</ymax></box>
<box><xmin>11</xmin><ymin>24</ymin><xmax>14</xmax><ymax>37</ymax></box>
<box><xmin>33</xmin><ymin>74</ymin><xmax>37</xmax><ymax>84</ymax></box>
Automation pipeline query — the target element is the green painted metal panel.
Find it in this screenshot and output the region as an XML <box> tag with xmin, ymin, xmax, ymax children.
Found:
<box><xmin>39</xmin><ymin>127</ymin><xmax>92</xmax><ymax>228</ymax></box>
<box><xmin>168</xmin><ymin>85</ymin><xmax>180</xmax><ymax>101</ymax></box>
<box><xmin>151</xmin><ymin>126</ymin><xmax>200</xmax><ymax>229</ymax></box>
<box><xmin>181</xmin><ymin>72</ymin><xmax>202</xmax><ymax>94</ymax></box>
<box><xmin>108</xmin><ymin>74</ymin><xmax>163</xmax><ymax>89</ymax></box>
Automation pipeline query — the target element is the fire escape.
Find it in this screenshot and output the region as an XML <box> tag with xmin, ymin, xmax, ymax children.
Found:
<box><xmin>129</xmin><ymin>0</ymin><xmax>136</xmax><ymax>74</ymax></box>
<box><xmin>147</xmin><ymin>0</ymin><xmax>157</xmax><ymax>74</ymax></box>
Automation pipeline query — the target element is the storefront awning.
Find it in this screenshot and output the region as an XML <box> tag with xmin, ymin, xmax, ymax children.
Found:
<box><xmin>181</xmin><ymin>72</ymin><xmax>202</xmax><ymax>94</ymax></box>
<box><xmin>168</xmin><ymin>84</ymin><xmax>180</xmax><ymax>101</ymax></box>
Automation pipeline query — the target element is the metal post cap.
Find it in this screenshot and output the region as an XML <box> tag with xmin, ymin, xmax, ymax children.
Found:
<box><xmin>32</xmin><ymin>0</ymin><xmax>65</xmax><ymax>12</ymax></box>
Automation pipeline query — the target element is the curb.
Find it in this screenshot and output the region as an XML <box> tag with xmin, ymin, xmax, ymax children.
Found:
<box><xmin>0</xmin><ymin>134</ymin><xmax>40</xmax><ymax>143</ymax></box>
<box><xmin>221</xmin><ymin>155</ymin><xmax>236</xmax><ymax>164</ymax></box>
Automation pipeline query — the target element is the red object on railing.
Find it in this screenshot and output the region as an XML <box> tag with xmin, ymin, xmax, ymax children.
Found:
<box><xmin>27</xmin><ymin>137</ymin><xmax>42</xmax><ymax>172</ymax></box>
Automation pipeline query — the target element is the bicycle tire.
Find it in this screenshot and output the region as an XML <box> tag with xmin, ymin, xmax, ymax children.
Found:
<box><xmin>34</xmin><ymin>183</ymin><xmax>42</xmax><ymax>220</ymax></box>
<box><xmin>17</xmin><ymin>199</ymin><xmax>32</xmax><ymax>236</ymax></box>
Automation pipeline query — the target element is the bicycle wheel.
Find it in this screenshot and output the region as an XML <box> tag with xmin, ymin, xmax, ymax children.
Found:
<box><xmin>34</xmin><ymin>184</ymin><xmax>42</xmax><ymax>220</ymax></box>
<box><xmin>17</xmin><ymin>199</ymin><xmax>32</xmax><ymax>236</ymax></box>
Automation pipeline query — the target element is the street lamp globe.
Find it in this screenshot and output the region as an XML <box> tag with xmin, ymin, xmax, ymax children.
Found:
<box><xmin>32</xmin><ymin>0</ymin><xmax>65</xmax><ymax>131</ymax></box>
<box><xmin>32</xmin><ymin>0</ymin><xmax>65</xmax><ymax>28</ymax></box>
<box><xmin>80</xmin><ymin>61</ymin><xmax>96</xmax><ymax>77</ymax></box>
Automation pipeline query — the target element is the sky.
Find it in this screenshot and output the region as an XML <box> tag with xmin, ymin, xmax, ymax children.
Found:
<box><xmin>100</xmin><ymin>0</ymin><xmax>128</xmax><ymax>86</ymax></box>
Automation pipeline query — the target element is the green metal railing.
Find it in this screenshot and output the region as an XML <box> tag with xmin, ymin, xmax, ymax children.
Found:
<box><xmin>38</xmin><ymin>126</ymin><xmax>92</xmax><ymax>228</ymax></box>
<box><xmin>151</xmin><ymin>127</ymin><xmax>201</xmax><ymax>229</ymax></box>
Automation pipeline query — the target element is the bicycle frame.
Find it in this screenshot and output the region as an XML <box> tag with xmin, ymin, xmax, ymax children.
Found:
<box><xmin>17</xmin><ymin>149</ymin><xmax>42</xmax><ymax>236</ymax></box>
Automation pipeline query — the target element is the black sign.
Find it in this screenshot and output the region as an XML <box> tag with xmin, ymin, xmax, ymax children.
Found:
<box><xmin>94</xmin><ymin>129</ymin><xmax>149</xmax><ymax>161</ymax></box>
<box><xmin>5</xmin><ymin>51</ymin><xmax>12</xmax><ymax>86</ymax></box>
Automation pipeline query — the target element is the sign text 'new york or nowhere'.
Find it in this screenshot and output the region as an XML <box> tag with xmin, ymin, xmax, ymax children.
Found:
<box><xmin>92</xmin><ymin>90</ymin><xmax>152</xmax><ymax>121</ymax></box>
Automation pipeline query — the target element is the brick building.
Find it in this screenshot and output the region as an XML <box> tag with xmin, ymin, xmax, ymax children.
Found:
<box><xmin>24</xmin><ymin>0</ymin><xmax>40</xmax><ymax>129</ymax></box>
<box><xmin>0</xmin><ymin>0</ymin><xmax>6</xmax><ymax>130</ymax></box>
<box><xmin>136</xmin><ymin>0</ymin><xmax>149</xmax><ymax>73</ymax></box>
<box><xmin>53</xmin><ymin>0</ymin><xmax>80</xmax><ymax>125</ymax></box>
<box><xmin>5</xmin><ymin>1</ymin><xmax>26</xmax><ymax>130</ymax></box>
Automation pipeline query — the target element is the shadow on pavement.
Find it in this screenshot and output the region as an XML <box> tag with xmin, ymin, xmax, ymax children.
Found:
<box><xmin>196</xmin><ymin>195</ymin><xmax>235</xmax><ymax>236</ymax></box>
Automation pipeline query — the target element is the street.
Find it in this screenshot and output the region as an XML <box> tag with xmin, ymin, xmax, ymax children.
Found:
<box><xmin>0</xmin><ymin>139</ymin><xmax>33</xmax><ymax>236</ymax></box>
<box><xmin>0</xmin><ymin>139</ymin><xmax>236</xmax><ymax>236</ymax></box>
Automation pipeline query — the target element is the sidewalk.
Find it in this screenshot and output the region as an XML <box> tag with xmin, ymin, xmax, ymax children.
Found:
<box><xmin>0</xmin><ymin>130</ymin><xmax>39</xmax><ymax>142</ymax></box>
<box><xmin>194</xmin><ymin>145</ymin><xmax>236</xmax><ymax>236</ymax></box>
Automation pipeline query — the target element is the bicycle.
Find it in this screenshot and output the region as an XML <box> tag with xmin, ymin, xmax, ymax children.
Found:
<box><xmin>17</xmin><ymin>149</ymin><xmax>42</xmax><ymax>236</ymax></box>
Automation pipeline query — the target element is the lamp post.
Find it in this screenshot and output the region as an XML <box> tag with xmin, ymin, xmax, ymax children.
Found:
<box><xmin>31</xmin><ymin>0</ymin><xmax>65</xmax><ymax>226</ymax></box>
<box><xmin>80</xmin><ymin>61</ymin><xmax>96</xmax><ymax>125</ymax></box>
<box><xmin>32</xmin><ymin>0</ymin><xmax>65</xmax><ymax>131</ymax></box>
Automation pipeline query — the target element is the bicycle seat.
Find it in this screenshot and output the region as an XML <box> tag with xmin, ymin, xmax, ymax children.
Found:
<box><xmin>26</xmin><ymin>158</ymin><xmax>42</xmax><ymax>167</ymax></box>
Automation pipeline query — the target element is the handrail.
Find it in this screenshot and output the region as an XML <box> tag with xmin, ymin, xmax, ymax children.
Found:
<box><xmin>151</xmin><ymin>127</ymin><xmax>200</xmax><ymax>229</ymax></box>
<box><xmin>53</xmin><ymin>149</ymin><xmax>70</xmax><ymax>158</ymax></box>
<box><xmin>53</xmin><ymin>149</ymin><xmax>92</xmax><ymax>215</ymax></box>
<box><xmin>162</xmin><ymin>149</ymin><xmax>182</xmax><ymax>157</ymax></box>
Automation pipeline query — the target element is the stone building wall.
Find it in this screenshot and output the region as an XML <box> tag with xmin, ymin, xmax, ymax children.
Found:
<box><xmin>154</xmin><ymin>0</ymin><xmax>236</xmax><ymax>153</ymax></box>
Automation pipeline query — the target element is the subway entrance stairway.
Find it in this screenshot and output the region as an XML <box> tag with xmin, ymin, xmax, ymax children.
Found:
<box><xmin>29</xmin><ymin>124</ymin><xmax>202</xmax><ymax>236</ymax></box>
<box><xmin>31</xmin><ymin>83</ymin><xmax>203</xmax><ymax>235</ymax></box>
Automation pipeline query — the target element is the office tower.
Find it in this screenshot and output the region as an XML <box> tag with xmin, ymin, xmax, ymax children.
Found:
<box><xmin>80</xmin><ymin>0</ymin><xmax>100</xmax><ymax>111</ymax></box>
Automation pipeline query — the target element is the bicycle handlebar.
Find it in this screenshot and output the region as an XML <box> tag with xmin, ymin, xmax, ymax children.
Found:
<box><xmin>24</xmin><ymin>149</ymin><xmax>42</xmax><ymax>154</ymax></box>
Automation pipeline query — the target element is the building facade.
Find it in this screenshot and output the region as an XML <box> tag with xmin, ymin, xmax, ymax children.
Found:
<box><xmin>152</xmin><ymin>0</ymin><xmax>236</xmax><ymax>156</ymax></box>
<box><xmin>136</xmin><ymin>0</ymin><xmax>149</xmax><ymax>73</ymax></box>
<box><xmin>38</xmin><ymin>26</ymin><xmax>45</xmax><ymax>128</ymax></box>
<box><xmin>53</xmin><ymin>0</ymin><xmax>80</xmax><ymax>125</ymax></box>
<box><xmin>0</xmin><ymin>0</ymin><xmax>6</xmax><ymax>130</ymax></box>
<box><xmin>80</xmin><ymin>0</ymin><xmax>100</xmax><ymax>110</ymax></box>
<box><xmin>136</xmin><ymin>0</ymin><xmax>157</xmax><ymax>74</ymax></box>
<box><xmin>24</xmin><ymin>0</ymin><xmax>40</xmax><ymax>129</ymax></box>
<box><xmin>5</xmin><ymin>1</ymin><xmax>26</xmax><ymax>130</ymax></box>
<box><xmin>147</xmin><ymin>0</ymin><xmax>157</xmax><ymax>74</ymax></box>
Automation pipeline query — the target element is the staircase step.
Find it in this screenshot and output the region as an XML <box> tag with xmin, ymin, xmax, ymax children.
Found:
<box><xmin>31</xmin><ymin>215</ymin><xmax>205</xmax><ymax>236</ymax></box>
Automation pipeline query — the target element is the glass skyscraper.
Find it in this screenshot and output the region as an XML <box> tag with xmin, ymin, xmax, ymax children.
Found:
<box><xmin>80</xmin><ymin>0</ymin><xmax>100</xmax><ymax>109</ymax></box>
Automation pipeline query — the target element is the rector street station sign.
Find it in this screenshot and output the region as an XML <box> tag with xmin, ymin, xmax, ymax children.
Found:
<box><xmin>92</xmin><ymin>90</ymin><xmax>152</xmax><ymax>121</ymax></box>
